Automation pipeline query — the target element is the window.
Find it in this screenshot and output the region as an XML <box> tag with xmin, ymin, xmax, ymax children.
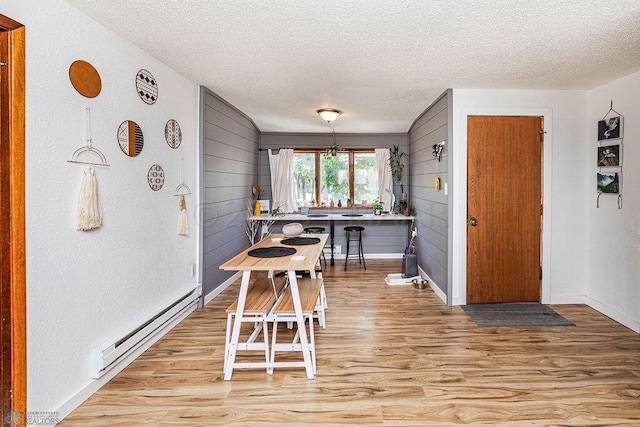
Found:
<box><xmin>293</xmin><ymin>152</ymin><xmax>315</xmax><ymax>206</ymax></box>
<box><xmin>293</xmin><ymin>149</ymin><xmax>378</xmax><ymax>206</ymax></box>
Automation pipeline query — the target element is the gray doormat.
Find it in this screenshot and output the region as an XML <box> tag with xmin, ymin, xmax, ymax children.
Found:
<box><xmin>461</xmin><ymin>303</ymin><xmax>575</xmax><ymax>327</ymax></box>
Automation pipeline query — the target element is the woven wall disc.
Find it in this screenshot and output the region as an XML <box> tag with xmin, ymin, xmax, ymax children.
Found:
<box><xmin>69</xmin><ymin>60</ymin><xmax>102</xmax><ymax>98</ymax></box>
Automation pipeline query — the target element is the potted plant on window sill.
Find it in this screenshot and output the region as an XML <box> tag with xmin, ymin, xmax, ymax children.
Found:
<box><xmin>371</xmin><ymin>198</ymin><xmax>384</xmax><ymax>215</ymax></box>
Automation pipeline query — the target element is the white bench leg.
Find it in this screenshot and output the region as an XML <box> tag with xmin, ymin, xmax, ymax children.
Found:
<box><xmin>262</xmin><ymin>317</ymin><xmax>270</xmax><ymax>373</ymax></box>
<box><xmin>308</xmin><ymin>315</ymin><xmax>316</xmax><ymax>374</ymax></box>
<box><xmin>223</xmin><ymin>312</ymin><xmax>233</xmax><ymax>372</ymax></box>
<box><xmin>268</xmin><ymin>318</ymin><xmax>278</xmax><ymax>375</ymax></box>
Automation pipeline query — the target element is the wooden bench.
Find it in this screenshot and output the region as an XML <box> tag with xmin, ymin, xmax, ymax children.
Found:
<box><xmin>223</xmin><ymin>276</ymin><xmax>286</xmax><ymax>371</ymax></box>
<box><xmin>270</xmin><ymin>277</ymin><xmax>324</xmax><ymax>375</ymax></box>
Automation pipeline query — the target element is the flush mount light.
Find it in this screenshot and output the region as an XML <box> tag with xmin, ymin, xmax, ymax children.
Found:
<box><xmin>316</xmin><ymin>108</ymin><xmax>342</xmax><ymax>123</ymax></box>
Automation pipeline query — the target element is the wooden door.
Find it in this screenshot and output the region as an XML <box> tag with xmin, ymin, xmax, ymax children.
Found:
<box><xmin>0</xmin><ymin>15</ymin><xmax>26</xmax><ymax>419</ymax></box>
<box><xmin>467</xmin><ymin>116</ymin><xmax>542</xmax><ymax>304</ymax></box>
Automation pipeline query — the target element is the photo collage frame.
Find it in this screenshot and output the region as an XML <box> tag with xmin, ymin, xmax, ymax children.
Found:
<box><xmin>596</xmin><ymin>102</ymin><xmax>624</xmax><ymax>208</ymax></box>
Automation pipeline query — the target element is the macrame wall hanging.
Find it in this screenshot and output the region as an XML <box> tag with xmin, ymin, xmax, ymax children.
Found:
<box><xmin>174</xmin><ymin>158</ymin><xmax>191</xmax><ymax>236</ymax></box>
<box><xmin>69</xmin><ymin>107</ymin><xmax>108</xmax><ymax>231</ymax></box>
<box><xmin>76</xmin><ymin>166</ymin><xmax>103</xmax><ymax>231</ymax></box>
<box><xmin>596</xmin><ymin>100</ymin><xmax>623</xmax><ymax>209</ymax></box>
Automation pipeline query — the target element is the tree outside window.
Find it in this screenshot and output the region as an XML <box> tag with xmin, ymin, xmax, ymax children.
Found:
<box><xmin>293</xmin><ymin>149</ymin><xmax>378</xmax><ymax>207</ymax></box>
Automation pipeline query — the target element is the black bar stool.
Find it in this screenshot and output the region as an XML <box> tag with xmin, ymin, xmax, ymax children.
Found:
<box><xmin>304</xmin><ymin>227</ymin><xmax>327</xmax><ymax>267</ymax></box>
<box><xmin>344</xmin><ymin>226</ymin><xmax>366</xmax><ymax>270</ymax></box>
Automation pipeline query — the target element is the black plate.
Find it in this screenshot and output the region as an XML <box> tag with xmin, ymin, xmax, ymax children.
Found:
<box><xmin>281</xmin><ymin>237</ymin><xmax>321</xmax><ymax>246</ymax></box>
<box><xmin>342</xmin><ymin>214</ymin><xmax>363</xmax><ymax>217</ymax></box>
<box><xmin>248</xmin><ymin>247</ymin><xmax>297</xmax><ymax>258</ymax></box>
<box><xmin>307</xmin><ymin>214</ymin><xmax>328</xmax><ymax>217</ymax></box>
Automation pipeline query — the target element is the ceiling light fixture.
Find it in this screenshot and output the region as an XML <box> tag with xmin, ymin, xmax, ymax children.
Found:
<box><xmin>316</xmin><ymin>108</ymin><xmax>342</xmax><ymax>123</ymax></box>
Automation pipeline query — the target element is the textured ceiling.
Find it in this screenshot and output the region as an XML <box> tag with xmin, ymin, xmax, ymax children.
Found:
<box><xmin>64</xmin><ymin>0</ymin><xmax>640</xmax><ymax>133</ymax></box>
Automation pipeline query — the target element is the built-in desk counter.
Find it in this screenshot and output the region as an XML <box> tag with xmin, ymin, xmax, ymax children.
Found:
<box><xmin>249</xmin><ymin>213</ymin><xmax>415</xmax><ymax>266</ymax></box>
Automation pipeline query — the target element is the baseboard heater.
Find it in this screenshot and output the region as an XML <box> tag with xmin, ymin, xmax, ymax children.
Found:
<box><xmin>91</xmin><ymin>286</ymin><xmax>200</xmax><ymax>379</ymax></box>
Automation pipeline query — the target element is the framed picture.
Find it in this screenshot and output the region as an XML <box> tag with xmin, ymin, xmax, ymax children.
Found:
<box><xmin>258</xmin><ymin>199</ymin><xmax>270</xmax><ymax>214</ymax></box>
<box><xmin>597</xmin><ymin>116</ymin><xmax>622</xmax><ymax>140</ymax></box>
<box><xmin>597</xmin><ymin>172</ymin><xmax>621</xmax><ymax>194</ymax></box>
<box><xmin>597</xmin><ymin>144</ymin><xmax>621</xmax><ymax>167</ymax></box>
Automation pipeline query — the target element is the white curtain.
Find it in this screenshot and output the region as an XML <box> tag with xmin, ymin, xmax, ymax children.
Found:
<box><xmin>375</xmin><ymin>148</ymin><xmax>394</xmax><ymax>212</ymax></box>
<box><xmin>268</xmin><ymin>148</ymin><xmax>297</xmax><ymax>213</ymax></box>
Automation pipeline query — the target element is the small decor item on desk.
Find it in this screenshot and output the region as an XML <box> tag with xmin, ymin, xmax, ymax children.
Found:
<box><xmin>282</xmin><ymin>222</ymin><xmax>303</xmax><ymax>237</ymax></box>
<box><xmin>371</xmin><ymin>198</ymin><xmax>384</xmax><ymax>215</ymax></box>
<box><xmin>272</xmin><ymin>205</ymin><xmax>284</xmax><ymax>217</ymax></box>
<box><xmin>252</xmin><ymin>184</ymin><xmax>260</xmax><ymax>216</ymax></box>
<box><xmin>76</xmin><ymin>166</ymin><xmax>103</xmax><ymax>231</ymax></box>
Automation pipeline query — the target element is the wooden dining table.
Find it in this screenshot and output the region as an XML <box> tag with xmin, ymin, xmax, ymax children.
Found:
<box><xmin>249</xmin><ymin>213</ymin><xmax>415</xmax><ymax>266</ymax></box>
<box><xmin>219</xmin><ymin>233</ymin><xmax>328</xmax><ymax>380</ymax></box>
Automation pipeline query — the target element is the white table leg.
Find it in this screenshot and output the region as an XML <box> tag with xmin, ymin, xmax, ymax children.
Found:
<box><xmin>287</xmin><ymin>270</ymin><xmax>314</xmax><ymax>379</ymax></box>
<box><xmin>224</xmin><ymin>270</ymin><xmax>251</xmax><ymax>380</ymax></box>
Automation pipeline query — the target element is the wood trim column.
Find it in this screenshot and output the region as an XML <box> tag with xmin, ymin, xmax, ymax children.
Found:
<box><xmin>10</xmin><ymin>25</ymin><xmax>26</xmax><ymax>416</ymax></box>
<box><xmin>0</xmin><ymin>13</ymin><xmax>26</xmax><ymax>416</ymax></box>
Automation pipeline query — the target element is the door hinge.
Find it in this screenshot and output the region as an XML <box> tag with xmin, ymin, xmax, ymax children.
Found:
<box><xmin>539</xmin><ymin>130</ymin><xmax>545</xmax><ymax>142</ymax></box>
<box><xmin>540</xmin><ymin>267</ymin><xmax>543</xmax><ymax>280</ymax></box>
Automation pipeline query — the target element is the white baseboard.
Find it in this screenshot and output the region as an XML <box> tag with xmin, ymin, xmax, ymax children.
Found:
<box><xmin>361</xmin><ymin>253</ymin><xmax>404</xmax><ymax>260</ymax></box>
<box><xmin>584</xmin><ymin>297</ymin><xmax>640</xmax><ymax>333</ymax></box>
<box><xmin>547</xmin><ymin>294</ymin><xmax>588</xmax><ymax>305</ymax></box>
<box><xmin>330</xmin><ymin>253</ymin><xmax>404</xmax><ymax>260</ymax></box>
<box><xmin>418</xmin><ymin>266</ymin><xmax>447</xmax><ymax>304</ymax></box>
<box><xmin>55</xmin><ymin>303</ymin><xmax>197</xmax><ymax>422</ymax></box>
<box><xmin>204</xmin><ymin>271</ymin><xmax>241</xmax><ymax>306</ymax></box>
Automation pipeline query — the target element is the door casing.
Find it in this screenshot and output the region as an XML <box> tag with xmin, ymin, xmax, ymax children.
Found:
<box><xmin>0</xmin><ymin>14</ymin><xmax>26</xmax><ymax>418</ymax></box>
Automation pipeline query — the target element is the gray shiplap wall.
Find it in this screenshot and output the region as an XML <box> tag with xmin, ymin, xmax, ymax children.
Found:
<box><xmin>201</xmin><ymin>87</ymin><xmax>260</xmax><ymax>296</ymax></box>
<box><xmin>408</xmin><ymin>90</ymin><xmax>451</xmax><ymax>300</ymax></box>
<box><xmin>259</xmin><ymin>133</ymin><xmax>410</xmax><ymax>255</ymax></box>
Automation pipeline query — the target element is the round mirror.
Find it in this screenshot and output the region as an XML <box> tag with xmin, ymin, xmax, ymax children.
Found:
<box><xmin>117</xmin><ymin>120</ymin><xmax>144</xmax><ymax>157</ymax></box>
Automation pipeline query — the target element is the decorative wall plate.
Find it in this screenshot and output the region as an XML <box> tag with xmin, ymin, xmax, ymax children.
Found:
<box><xmin>165</xmin><ymin>119</ymin><xmax>182</xmax><ymax>149</ymax></box>
<box><xmin>136</xmin><ymin>69</ymin><xmax>158</xmax><ymax>104</ymax></box>
<box><xmin>117</xmin><ymin>120</ymin><xmax>144</xmax><ymax>157</ymax></box>
<box><xmin>147</xmin><ymin>164</ymin><xmax>165</xmax><ymax>191</ymax></box>
<box><xmin>69</xmin><ymin>60</ymin><xmax>102</xmax><ymax>98</ymax></box>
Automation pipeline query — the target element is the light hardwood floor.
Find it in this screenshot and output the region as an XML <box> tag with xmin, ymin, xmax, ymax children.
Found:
<box><xmin>62</xmin><ymin>260</ymin><xmax>640</xmax><ymax>426</ymax></box>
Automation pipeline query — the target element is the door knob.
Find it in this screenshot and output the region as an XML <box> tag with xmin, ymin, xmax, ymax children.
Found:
<box><xmin>469</xmin><ymin>217</ymin><xmax>478</xmax><ymax>226</ymax></box>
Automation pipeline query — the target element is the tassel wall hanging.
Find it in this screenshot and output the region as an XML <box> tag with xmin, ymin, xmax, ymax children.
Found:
<box><xmin>76</xmin><ymin>166</ymin><xmax>103</xmax><ymax>231</ymax></box>
<box><xmin>174</xmin><ymin>157</ymin><xmax>191</xmax><ymax>236</ymax></box>
<box><xmin>177</xmin><ymin>194</ymin><xmax>189</xmax><ymax>236</ymax></box>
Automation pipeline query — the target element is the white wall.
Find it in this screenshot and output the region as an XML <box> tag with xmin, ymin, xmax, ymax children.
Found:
<box><xmin>451</xmin><ymin>90</ymin><xmax>589</xmax><ymax>306</ymax></box>
<box><xmin>3</xmin><ymin>0</ymin><xmax>200</xmax><ymax>417</ymax></box>
<box><xmin>585</xmin><ymin>71</ymin><xmax>640</xmax><ymax>332</ymax></box>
